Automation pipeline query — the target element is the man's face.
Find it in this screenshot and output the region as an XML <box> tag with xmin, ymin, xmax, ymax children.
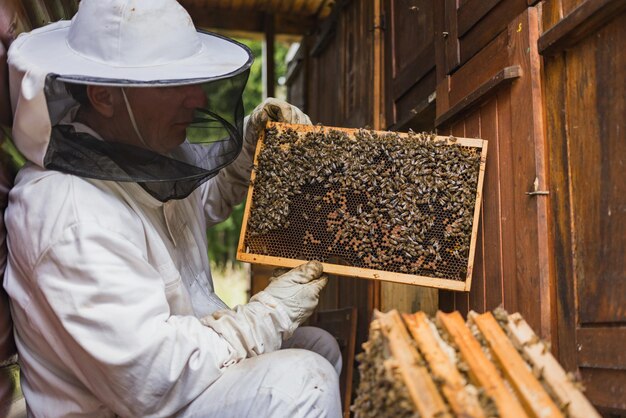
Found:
<box><xmin>121</xmin><ymin>84</ymin><xmax>208</xmax><ymax>154</ymax></box>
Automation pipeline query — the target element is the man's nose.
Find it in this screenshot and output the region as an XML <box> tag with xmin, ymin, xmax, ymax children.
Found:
<box><xmin>182</xmin><ymin>85</ymin><xmax>207</xmax><ymax>108</ymax></box>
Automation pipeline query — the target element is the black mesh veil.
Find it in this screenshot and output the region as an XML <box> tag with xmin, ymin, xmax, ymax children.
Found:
<box><xmin>42</xmin><ymin>69</ymin><xmax>249</xmax><ymax>202</ymax></box>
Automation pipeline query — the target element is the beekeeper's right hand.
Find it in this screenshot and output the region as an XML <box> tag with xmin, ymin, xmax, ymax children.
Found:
<box><xmin>200</xmin><ymin>261</ymin><xmax>327</xmax><ymax>364</ymax></box>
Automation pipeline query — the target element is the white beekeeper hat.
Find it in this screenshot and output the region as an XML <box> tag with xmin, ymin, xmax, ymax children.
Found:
<box><xmin>9</xmin><ymin>0</ymin><xmax>252</xmax><ymax>86</ymax></box>
<box><xmin>7</xmin><ymin>0</ymin><xmax>253</xmax><ymax>202</ymax></box>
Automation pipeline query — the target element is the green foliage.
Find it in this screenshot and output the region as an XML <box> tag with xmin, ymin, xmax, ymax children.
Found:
<box><xmin>206</xmin><ymin>38</ymin><xmax>292</xmax><ymax>268</ymax></box>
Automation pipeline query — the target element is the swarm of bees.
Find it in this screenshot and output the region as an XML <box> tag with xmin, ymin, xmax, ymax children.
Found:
<box><xmin>245</xmin><ymin>125</ymin><xmax>481</xmax><ymax>280</ymax></box>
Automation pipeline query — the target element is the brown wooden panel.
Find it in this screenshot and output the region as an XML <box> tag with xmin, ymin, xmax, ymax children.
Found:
<box><xmin>544</xmin><ymin>51</ymin><xmax>577</xmax><ymax>370</ymax></box>
<box><xmin>458</xmin><ymin>0</ymin><xmax>526</xmax><ymax>65</ymax></box>
<box><xmin>463</xmin><ymin>111</ymin><xmax>485</xmax><ymax>313</ymax></box>
<box><xmin>309</xmin><ymin>307</ymin><xmax>357</xmax><ymax>418</ymax></box>
<box><xmin>380</xmin><ymin>283</ymin><xmax>437</xmax><ymax>315</ymax></box>
<box><xmin>457</xmin><ymin>0</ymin><xmax>501</xmax><ymax>36</ymax></box>
<box><xmin>444</xmin><ymin>29</ymin><xmax>508</xmax><ymax>111</ymax></box>
<box><xmin>579</xmin><ymin>368</ymin><xmax>626</xmax><ymax>413</ymax></box>
<box><xmin>564</xmin><ymin>13</ymin><xmax>626</xmax><ymax>325</ymax></box>
<box><xmin>543</xmin><ymin>4</ymin><xmax>626</xmax><ymax>412</ymax></box>
<box><xmin>436</xmin><ymin>0</ymin><xmax>527</xmax><ymax>77</ymax></box>
<box><xmin>577</xmin><ymin>328</ymin><xmax>626</xmax><ymax>370</ymax></box>
<box><xmin>539</xmin><ymin>0</ymin><xmax>626</xmax><ymax>55</ymax></box>
<box><xmin>393</xmin><ymin>70</ymin><xmax>436</xmax><ymax>129</ymax></box>
<box><xmin>435</xmin><ymin>9</ymin><xmax>550</xmax><ymax>337</ymax></box>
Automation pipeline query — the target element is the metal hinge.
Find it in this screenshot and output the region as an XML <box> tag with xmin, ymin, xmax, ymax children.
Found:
<box><xmin>526</xmin><ymin>177</ymin><xmax>550</xmax><ymax>196</ymax></box>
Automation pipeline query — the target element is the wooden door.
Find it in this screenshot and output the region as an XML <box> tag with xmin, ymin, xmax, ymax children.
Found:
<box><xmin>540</xmin><ymin>0</ymin><xmax>626</xmax><ymax>413</ymax></box>
<box><xmin>435</xmin><ymin>8</ymin><xmax>554</xmax><ymax>340</ymax></box>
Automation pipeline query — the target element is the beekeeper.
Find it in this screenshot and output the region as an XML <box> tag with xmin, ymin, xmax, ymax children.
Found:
<box><xmin>3</xmin><ymin>0</ymin><xmax>341</xmax><ymax>417</ymax></box>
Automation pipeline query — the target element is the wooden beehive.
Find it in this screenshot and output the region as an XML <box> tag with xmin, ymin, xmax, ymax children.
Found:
<box><xmin>237</xmin><ymin>122</ymin><xmax>487</xmax><ymax>291</ymax></box>
<box><xmin>352</xmin><ymin>308</ymin><xmax>600</xmax><ymax>418</ymax></box>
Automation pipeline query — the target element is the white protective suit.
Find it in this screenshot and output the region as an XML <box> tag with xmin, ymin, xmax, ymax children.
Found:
<box><xmin>4</xmin><ymin>1</ymin><xmax>342</xmax><ymax>415</ymax></box>
<box><xmin>4</xmin><ymin>110</ymin><xmax>342</xmax><ymax>417</ymax></box>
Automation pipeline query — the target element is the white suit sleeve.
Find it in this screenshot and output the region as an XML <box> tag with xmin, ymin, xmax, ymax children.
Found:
<box><xmin>31</xmin><ymin>222</ymin><xmax>288</xmax><ymax>417</ymax></box>
<box><xmin>200</xmin><ymin>115</ymin><xmax>255</xmax><ymax>227</ymax></box>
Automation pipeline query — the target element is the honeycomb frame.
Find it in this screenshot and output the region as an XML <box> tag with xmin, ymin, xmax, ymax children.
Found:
<box><xmin>237</xmin><ymin>122</ymin><xmax>488</xmax><ymax>291</ymax></box>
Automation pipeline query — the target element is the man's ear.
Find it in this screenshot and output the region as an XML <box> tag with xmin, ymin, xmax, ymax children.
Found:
<box><xmin>86</xmin><ymin>85</ymin><xmax>116</xmax><ymax>118</ymax></box>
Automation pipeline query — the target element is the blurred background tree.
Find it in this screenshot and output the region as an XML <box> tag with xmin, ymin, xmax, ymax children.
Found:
<box><xmin>208</xmin><ymin>38</ymin><xmax>293</xmax><ymax>306</ymax></box>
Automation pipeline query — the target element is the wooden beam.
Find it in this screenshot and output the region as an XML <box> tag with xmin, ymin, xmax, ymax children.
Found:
<box><xmin>538</xmin><ymin>0</ymin><xmax>626</xmax><ymax>56</ymax></box>
<box><xmin>186</xmin><ymin>6</ymin><xmax>318</xmax><ymax>35</ymax></box>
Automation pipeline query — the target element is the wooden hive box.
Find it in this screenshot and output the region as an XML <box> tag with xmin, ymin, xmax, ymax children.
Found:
<box><xmin>237</xmin><ymin>122</ymin><xmax>487</xmax><ymax>291</ymax></box>
<box><xmin>352</xmin><ymin>308</ymin><xmax>601</xmax><ymax>418</ymax></box>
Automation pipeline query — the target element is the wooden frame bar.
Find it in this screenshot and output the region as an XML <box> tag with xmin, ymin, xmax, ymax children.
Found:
<box><xmin>436</xmin><ymin>311</ymin><xmax>529</xmax><ymax>418</ymax></box>
<box><xmin>470</xmin><ymin>312</ymin><xmax>563</xmax><ymax>418</ymax></box>
<box><xmin>403</xmin><ymin>312</ymin><xmax>485</xmax><ymax>417</ymax></box>
<box><xmin>504</xmin><ymin>313</ymin><xmax>601</xmax><ymax>418</ymax></box>
<box><xmin>377</xmin><ymin>310</ymin><xmax>449</xmax><ymax>417</ymax></box>
<box><xmin>237</xmin><ymin>122</ymin><xmax>488</xmax><ymax>291</ymax></box>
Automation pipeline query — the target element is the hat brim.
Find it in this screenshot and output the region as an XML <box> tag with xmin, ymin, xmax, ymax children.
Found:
<box><xmin>10</xmin><ymin>21</ymin><xmax>253</xmax><ymax>86</ymax></box>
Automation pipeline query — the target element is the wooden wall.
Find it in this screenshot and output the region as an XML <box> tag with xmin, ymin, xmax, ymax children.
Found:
<box><xmin>540</xmin><ymin>0</ymin><xmax>626</xmax><ymax>414</ymax></box>
<box><xmin>287</xmin><ymin>0</ymin><xmax>626</xmax><ymax>413</ymax></box>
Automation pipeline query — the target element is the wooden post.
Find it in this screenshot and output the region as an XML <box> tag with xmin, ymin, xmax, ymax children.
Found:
<box><xmin>262</xmin><ymin>13</ymin><xmax>275</xmax><ymax>99</ymax></box>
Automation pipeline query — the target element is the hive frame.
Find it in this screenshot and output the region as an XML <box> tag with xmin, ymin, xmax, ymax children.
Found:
<box><xmin>237</xmin><ymin>122</ymin><xmax>488</xmax><ymax>291</ymax></box>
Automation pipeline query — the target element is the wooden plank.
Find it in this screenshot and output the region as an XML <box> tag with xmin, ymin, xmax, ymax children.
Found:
<box><xmin>577</xmin><ymin>328</ymin><xmax>626</xmax><ymax>370</ymax></box>
<box><xmin>541</xmin><ymin>0</ymin><xmax>564</xmax><ymax>31</ymax></box>
<box><xmin>446</xmin><ymin>30</ymin><xmax>509</xmax><ymax>108</ymax></box>
<box><xmin>503</xmin><ymin>8</ymin><xmax>550</xmax><ymax>338</ymax></box>
<box><xmin>391</xmin><ymin>44</ymin><xmax>436</xmax><ymax>102</ymax></box>
<box><xmin>373</xmin><ymin>0</ymin><xmax>383</xmax><ymax>130</ymax></box>
<box><xmin>568</xmin><ymin>13</ymin><xmax>626</xmax><ymax>325</ymax></box>
<box><xmin>477</xmin><ymin>98</ymin><xmax>504</xmax><ymax>312</ymax></box>
<box><xmin>436</xmin><ymin>66</ymin><xmax>521</xmax><ymax>127</ymax></box>
<box><xmin>505</xmin><ymin>312</ymin><xmax>601</xmax><ymax>418</ymax></box>
<box><xmin>457</xmin><ymin>0</ymin><xmax>500</xmax><ymax>37</ymax></box>
<box><xmin>404</xmin><ymin>312</ymin><xmax>486</xmax><ymax>418</ymax></box>
<box><xmin>310</xmin><ymin>307</ymin><xmax>357</xmax><ymax>418</ymax></box>
<box><xmin>378</xmin><ymin>310</ymin><xmax>451</xmax><ymax>418</ymax></box>
<box><xmin>543</xmin><ymin>52</ymin><xmax>577</xmax><ymax>370</ymax></box>
<box><xmin>458</xmin><ymin>0</ymin><xmax>527</xmax><ymax>65</ymax></box>
<box><xmin>538</xmin><ymin>0</ymin><xmax>626</xmax><ymax>55</ymax></box>
<box><xmin>579</xmin><ymin>368</ymin><xmax>626</xmax><ymax>413</ymax></box>
<box><xmin>471</xmin><ymin>312</ymin><xmax>563</xmax><ymax>418</ymax></box>
<box><xmin>492</xmin><ymin>89</ymin><xmax>512</xmax><ymax>309</ymax></box>
<box><xmin>443</xmin><ymin>0</ymin><xmax>460</xmax><ymax>75</ymax></box>
<box><xmin>381</xmin><ymin>283</ymin><xmax>437</xmax><ymax>315</ymax></box>
<box><xmin>437</xmin><ymin>311</ymin><xmax>529</xmax><ymax>418</ymax></box>
<box><xmin>508</xmin><ymin>7</ymin><xmax>553</xmax><ymax>338</ymax></box>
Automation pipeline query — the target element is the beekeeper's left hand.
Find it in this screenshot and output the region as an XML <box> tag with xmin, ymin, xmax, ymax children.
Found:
<box><xmin>244</xmin><ymin>98</ymin><xmax>312</xmax><ymax>146</ymax></box>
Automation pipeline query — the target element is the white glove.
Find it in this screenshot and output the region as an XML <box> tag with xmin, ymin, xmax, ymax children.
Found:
<box><xmin>253</xmin><ymin>261</ymin><xmax>327</xmax><ymax>332</ymax></box>
<box><xmin>244</xmin><ymin>97</ymin><xmax>312</xmax><ymax>146</ymax></box>
<box><xmin>199</xmin><ymin>261</ymin><xmax>327</xmax><ymax>364</ymax></box>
